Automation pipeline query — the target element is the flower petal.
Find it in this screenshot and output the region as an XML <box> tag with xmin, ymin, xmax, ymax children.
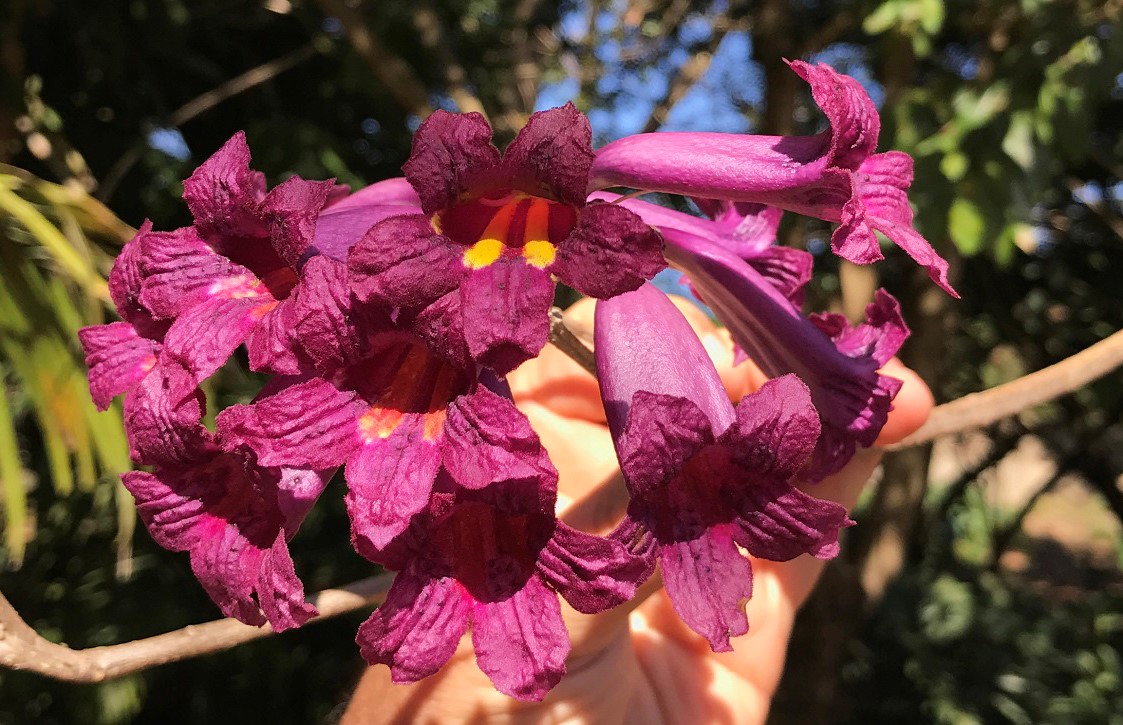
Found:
<box><xmin>536</xmin><ymin>521</ymin><xmax>650</xmax><ymax>613</ymax></box>
<box><xmin>441</xmin><ymin>385</ymin><xmax>554</xmax><ymax>490</ymax></box>
<box><xmin>787</xmin><ymin>60</ymin><xmax>880</xmax><ymax>170</ymax></box>
<box><xmin>288</xmin><ymin>255</ymin><xmax>381</xmax><ymax>374</ymax></box>
<box><xmin>109</xmin><ymin>223</ymin><xmax>162</xmax><ymax>332</ymax></box>
<box><xmin>727</xmin><ymin>477</ymin><xmax>851</xmax><ymax>562</ymax></box>
<box><xmin>856</xmin><ymin>152</ymin><xmax>957</xmax><ymax>295</ymax></box>
<box><xmin>136</xmin><ymin>226</ymin><xmax>248</xmax><ymax>319</ymax></box>
<box><xmin>745</xmin><ymin>245</ymin><xmax>812</xmax><ymax>307</ymax></box>
<box><xmin>347</xmin><ymin>214</ymin><xmax>462</xmax><ymax>309</ymax></box>
<box><xmin>725</xmin><ymin>374</ymin><xmax>820</xmax><ymax>479</ymax></box>
<box><xmin>346</xmin><ymin>415</ymin><xmax>442</xmax><ymax>552</ymax></box>
<box><xmin>411</xmin><ymin>290</ymin><xmax>472</xmax><ymax>370</ymax></box>
<box><xmin>551</xmin><ymin>201</ymin><xmax>664</xmax><ymax>299</ymax></box>
<box><xmin>698</xmin><ymin>200</ymin><xmax>784</xmax><ymax>257</ymax></box>
<box><xmin>161</xmin><ymin>295</ymin><xmax>272</xmax><ymax>382</ymax></box>
<box><xmin>615</xmin><ymin>391</ymin><xmax>713</xmax><ymax>496</ymax></box>
<box><xmin>502</xmin><ymin>103</ymin><xmax>594</xmax><ymax>207</ymax></box>
<box><xmin>471</xmin><ymin>574</ymin><xmax>569</xmax><ymax>702</ymax></box>
<box><xmin>245</xmin><ymin>296</ymin><xmax>308</xmax><ymax>375</ymax></box>
<box><xmin>182</xmin><ymin>131</ymin><xmax>267</xmax><ymax>241</ymax></box>
<box><xmin>311</xmin><ymin>202</ymin><xmax>425</xmax><ymax>261</ymax></box>
<box><xmin>216</xmin><ymin>378</ymin><xmax>362</xmax><ymax>469</ymax></box>
<box><xmin>327</xmin><ymin>177</ymin><xmax>421</xmax><ymax>212</ymax></box>
<box><xmin>356</xmin><ymin>572</ymin><xmax>470</xmax><ymax>683</ymax></box>
<box><xmin>78</xmin><ymin>322</ymin><xmax>160</xmax><ymax>410</ymax></box>
<box><xmin>402</xmin><ymin>110</ymin><xmax>501</xmax><ymax>214</ymax></box>
<box><xmin>258</xmin><ymin>175</ymin><xmax>336</xmax><ymax>267</ymax></box>
<box><xmin>123</xmin><ymin>358</ymin><xmax>211</xmax><ymax>466</ymax></box>
<box><xmin>460</xmin><ymin>258</ymin><xmax>553</xmax><ymax>375</ymax></box>
<box><xmin>809</xmin><ymin>288</ymin><xmax>908</xmax><ymax>367</ymax></box>
<box><xmin>660</xmin><ymin>527</ymin><xmax>753</xmax><ymax>652</ymax></box>
<box><xmin>121</xmin><ymin>453</ymin><xmax>317</xmax><ymax>631</ymax></box>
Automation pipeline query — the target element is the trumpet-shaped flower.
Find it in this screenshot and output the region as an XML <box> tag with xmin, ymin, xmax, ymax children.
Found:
<box><xmin>590</xmin><ymin>61</ymin><xmax>956</xmax><ymax>296</ymax></box>
<box><xmin>348</xmin><ymin>103</ymin><xmax>665</xmax><ymax>374</ymax></box>
<box><xmin>119</xmin><ymin>358</ymin><xmax>326</xmax><ymax>630</ymax></box>
<box><xmin>604</xmin><ymin>195</ymin><xmax>908</xmax><ymax>479</ymax></box>
<box><xmin>596</xmin><ymin>284</ymin><xmax>850</xmax><ymax>650</ymax></box>
<box><xmin>355</xmin><ymin>475</ymin><xmax>650</xmax><ymax>701</ymax></box>
<box><xmin>213</xmin><ymin>259</ymin><xmax>557</xmax><ymax>549</ymax></box>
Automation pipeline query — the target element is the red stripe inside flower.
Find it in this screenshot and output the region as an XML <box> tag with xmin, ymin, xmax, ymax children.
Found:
<box><xmin>353</xmin><ymin>340</ymin><xmax>467</xmax><ymax>443</ymax></box>
<box><xmin>436</xmin><ymin>192</ymin><xmax>577</xmax><ymax>271</ymax></box>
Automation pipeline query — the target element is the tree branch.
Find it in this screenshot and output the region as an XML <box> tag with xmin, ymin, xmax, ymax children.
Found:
<box><xmin>0</xmin><ymin>574</ymin><xmax>391</xmax><ymax>683</ymax></box>
<box><xmin>889</xmin><ymin>327</ymin><xmax>1123</xmax><ymax>448</ymax></box>
<box><xmin>315</xmin><ymin>0</ymin><xmax>432</xmax><ymax>119</ymax></box>
<box><xmin>638</xmin><ymin>13</ymin><xmax>746</xmax><ymax>134</ymax></box>
<box><xmin>98</xmin><ymin>43</ymin><xmax>318</xmax><ymax>203</ymax></box>
<box><xmin>411</xmin><ymin>2</ymin><xmax>487</xmax><ymax>117</ymax></box>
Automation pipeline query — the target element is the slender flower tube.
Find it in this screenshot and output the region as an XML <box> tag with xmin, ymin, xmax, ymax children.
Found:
<box><xmin>347</xmin><ymin>103</ymin><xmax>665</xmax><ymax>375</ymax></box>
<box><xmin>600</xmin><ymin>195</ymin><xmax>908</xmax><ymax>479</ymax></box>
<box><xmin>589</xmin><ymin>61</ymin><xmax>957</xmax><ymax>296</ymax></box>
<box><xmin>595</xmin><ymin>283</ymin><xmax>851</xmax><ymax>651</ymax></box>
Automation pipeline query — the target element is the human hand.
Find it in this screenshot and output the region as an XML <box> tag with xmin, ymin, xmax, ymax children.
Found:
<box><xmin>341</xmin><ymin>297</ymin><xmax>934</xmax><ymax>725</ymax></box>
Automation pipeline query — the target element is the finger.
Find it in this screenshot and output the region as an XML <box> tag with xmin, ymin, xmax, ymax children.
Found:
<box><xmin>874</xmin><ymin>357</ymin><xmax>935</xmax><ymax>446</ymax></box>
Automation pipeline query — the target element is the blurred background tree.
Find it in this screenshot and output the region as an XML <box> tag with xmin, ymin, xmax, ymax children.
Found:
<box><xmin>1</xmin><ymin>1</ymin><xmax>1121</xmax><ymax>722</ymax></box>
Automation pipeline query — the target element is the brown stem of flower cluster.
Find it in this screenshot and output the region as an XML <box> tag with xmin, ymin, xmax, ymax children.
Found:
<box><xmin>548</xmin><ymin>306</ymin><xmax>597</xmax><ymax>377</ymax></box>
<box><xmin>888</xmin><ymin>327</ymin><xmax>1123</xmax><ymax>449</ymax></box>
<box><xmin>0</xmin><ymin>574</ymin><xmax>392</xmax><ymax>683</ymax></box>
<box><xmin>3</xmin><ymin>318</ymin><xmax>1123</xmax><ymax>682</ymax></box>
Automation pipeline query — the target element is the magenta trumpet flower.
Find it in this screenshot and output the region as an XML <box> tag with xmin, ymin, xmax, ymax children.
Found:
<box><xmin>356</xmin><ymin>476</ymin><xmax>650</xmax><ymax>701</ymax></box>
<box><xmin>604</xmin><ymin>195</ymin><xmax>909</xmax><ymax>480</ymax></box>
<box><xmin>596</xmin><ymin>283</ymin><xmax>851</xmax><ymax>651</ymax></box>
<box><xmin>347</xmin><ymin>103</ymin><xmax>665</xmax><ymax>375</ymax></box>
<box><xmin>589</xmin><ymin>61</ymin><xmax>956</xmax><ymax>296</ymax></box>
<box><xmin>118</xmin><ymin>358</ymin><xmax>326</xmax><ymax>630</ymax></box>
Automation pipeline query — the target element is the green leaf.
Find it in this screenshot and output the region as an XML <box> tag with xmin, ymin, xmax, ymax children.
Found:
<box><xmin>0</xmin><ymin>382</ymin><xmax>28</xmax><ymax>567</ymax></box>
<box><xmin>862</xmin><ymin>1</ymin><xmax>902</xmax><ymax>35</ymax></box>
<box><xmin>949</xmin><ymin>197</ymin><xmax>987</xmax><ymax>255</ymax></box>
<box><xmin>940</xmin><ymin>151</ymin><xmax>969</xmax><ymax>182</ymax></box>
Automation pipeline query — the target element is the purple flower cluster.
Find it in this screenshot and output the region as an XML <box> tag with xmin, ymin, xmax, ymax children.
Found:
<box><xmin>80</xmin><ymin>62</ymin><xmax>947</xmax><ymax>700</ymax></box>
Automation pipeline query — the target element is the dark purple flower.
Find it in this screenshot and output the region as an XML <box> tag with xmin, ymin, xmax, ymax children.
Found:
<box><xmin>602</xmin><ymin>195</ymin><xmax>908</xmax><ymax>480</ymax></box>
<box><xmin>596</xmin><ymin>283</ymin><xmax>850</xmax><ymax>651</ymax></box>
<box><xmin>355</xmin><ymin>478</ymin><xmax>649</xmax><ymax>701</ymax></box>
<box><xmin>118</xmin><ymin>359</ymin><xmax>326</xmax><ymax>630</ymax></box>
<box><xmin>589</xmin><ymin>61</ymin><xmax>957</xmax><ymax>296</ymax></box>
<box><xmin>215</xmin><ymin>311</ymin><xmax>557</xmax><ymax>550</ymax></box>
<box><xmin>348</xmin><ymin>103</ymin><xmax>665</xmax><ymax>375</ymax></box>
<box><xmin>137</xmin><ymin>132</ymin><xmax>343</xmax><ymax>378</ymax></box>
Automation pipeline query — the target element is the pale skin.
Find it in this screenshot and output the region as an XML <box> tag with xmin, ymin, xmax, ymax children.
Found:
<box><xmin>342</xmin><ymin>297</ymin><xmax>935</xmax><ymax>725</ymax></box>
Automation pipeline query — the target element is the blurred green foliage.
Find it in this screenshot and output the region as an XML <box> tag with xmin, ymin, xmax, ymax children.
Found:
<box><xmin>845</xmin><ymin>487</ymin><xmax>1123</xmax><ymax>725</ymax></box>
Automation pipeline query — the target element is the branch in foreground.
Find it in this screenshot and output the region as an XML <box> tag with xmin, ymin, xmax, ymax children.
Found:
<box><xmin>889</xmin><ymin>327</ymin><xmax>1123</xmax><ymax>449</ymax></box>
<box><xmin>548</xmin><ymin>306</ymin><xmax>597</xmax><ymax>377</ymax></box>
<box><xmin>0</xmin><ymin>574</ymin><xmax>391</xmax><ymax>683</ymax></box>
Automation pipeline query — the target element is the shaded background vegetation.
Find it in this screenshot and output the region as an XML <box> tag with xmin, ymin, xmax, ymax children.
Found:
<box><xmin>1</xmin><ymin>0</ymin><xmax>1122</xmax><ymax>722</ymax></box>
